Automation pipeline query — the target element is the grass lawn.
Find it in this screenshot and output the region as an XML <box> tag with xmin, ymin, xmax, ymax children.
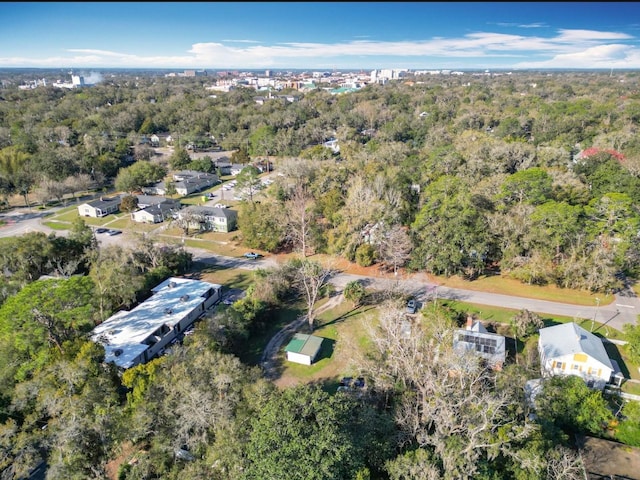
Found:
<box><xmin>275</xmin><ymin>299</ymin><xmax>379</xmax><ymax>390</ymax></box>
<box><xmin>240</xmin><ymin>305</ymin><xmax>304</xmax><ymax>366</ymax></box>
<box><xmin>189</xmin><ymin>263</ymin><xmax>254</xmax><ymax>291</ymax></box>
<box><xmin>433</xmin><ymin>273</ymin><xmax>614</xmax><ymax>306</ymax></box>
<box><xmin>50</xmin><ymin>209</ymin><xmax>127</xmax><ymax>226</ymax></box>
<box><xmin>106</xmin><ymin>217</ymin><xmax>159</xmax><ymax>232</ymax></box>
<box><xmin>42</xmin><ymin>221</ymin><xmax>71</xmax><ymax>230</ymax></box>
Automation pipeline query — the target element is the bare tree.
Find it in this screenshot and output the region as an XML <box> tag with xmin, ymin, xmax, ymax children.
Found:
<box><xmin>294</xmin><ymin>259</ymin><xmax>333</xmax><ymax>331</ymax></box>
<box><xmin>360</xmin><ymin>302</ymin><xmax>535</xmax><ymax>479</ymax></box>
<box><xmin>285</xmin><ymin>183</ymin><xmax>316</xmax><ymax>257</ymax></box>
<box><xmin>377</xmin><ymin>224</ymin><xmax>412</xmax><ymax>275</ymax></box>
<box><xmin>510</xmin><ymin>309</ymin><xmax>544</xmax><ymax>364</ymax></box>
<box><xmin>63</xmin><ymin>173</ymin><xmax>93</xmax><ymax>202</ymax></box>
<box><xmin>545</xmin><ymin>446</ymin><xmax>585</xmax><ymax>480</ymax></box>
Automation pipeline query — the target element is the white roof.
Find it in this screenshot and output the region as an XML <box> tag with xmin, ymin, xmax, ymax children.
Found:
<box><xmin>538</xmin><ymin>322</ymin><xmax>613</xmax><ymax>370</ymax></box>
<box><xmin>91</xmin><ymin>277</ymin><xmax>221</xmax><ymax>368</ymax></box>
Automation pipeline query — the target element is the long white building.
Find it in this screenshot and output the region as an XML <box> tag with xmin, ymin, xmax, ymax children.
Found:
<box><xmin>91</xmin><ymin>277</ymin><xmax>222</xmax><ymax>369</ymax></box>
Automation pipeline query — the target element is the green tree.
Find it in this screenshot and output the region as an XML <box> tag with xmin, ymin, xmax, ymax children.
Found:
<box><xmin>235</xmin><ymin>165</ymin><xmax>263</xmax><ymax>203</ymax></box>
<box><xmin>355</xmin><ymin>243</ymin><xmax>376</xmax><ymax>267</ymax></box>
<box><xmin>115</xmin><ymin>161</ymin><xmax>166</xmax><ymax>194</ymax></box>
<box><xmin>120</xmin><ymin>195</ymin><xmax>139</xmax><ymax>213</ymax></box>
<box><xmin>0</xmin><ymin>276</ymin><xmax>96</xmax><ymax>383</ymax></box>
<box><xmin>231</xmin><ymin>146</ymin><xmax>250</xmax><ymax>164</ymax></box>
<box><xmin>410</xmin><ymin>176</ymin><xmax>493</xmax><ymax>278</ymax></box>
<box><xmin>188</xmin><ymin>156</ymin><xmax>215</xmax><ymax>173</ymax></box>
<box><xmin>249</xmin><ymin>125</ymin><xmax>276</xmax><ymax>157</ymax></box>
<box><xmin>242</xmin><ymin>385</ymin><xmax>393</xmax><ymax>480</ymax></box>
<box><xmin>343</xmin><ymin>280</ymin><xmax>366</xmax><ymax>306</ymax></box>
<box><xmin>536</xmin><ymin>375</ymin><xmax>613</xmax><ymax>436</ymax></box>
<box><xmin>623</xmin><ymin>323</ymin><xmax>640</xmax><ymax>365</ymax></box>
<box><xmin>169</xmin><ymin>147</ymin><xmax>191</xmax><ymax>170</ymax></box>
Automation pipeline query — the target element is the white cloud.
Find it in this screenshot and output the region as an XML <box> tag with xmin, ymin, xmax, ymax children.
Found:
<box><xmin>0</xmin><ymin>28</ymin><xmax>637</xmax><ymax>69</ymax></box>
<box><xmin>220</xmin><ymin>39</ymin><xmax>260</xmax><ymax>43</ymax></box>
<box><xmin>515</xmin><ymin>44</ymin><xmax>640</xmax><ymax>68</ymax></box>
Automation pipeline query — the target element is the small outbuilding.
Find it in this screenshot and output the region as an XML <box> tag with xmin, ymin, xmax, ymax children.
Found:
<box><xmin>284</xmin><ymin>333</ymin><xmax>324</xmax><ymax>365</ymax></box>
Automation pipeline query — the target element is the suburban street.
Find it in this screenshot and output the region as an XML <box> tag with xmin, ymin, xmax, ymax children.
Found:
<box><xmin>1</xmin><ymin>206</ymin><xmax>638</xmax><ymax>332</ymax></box>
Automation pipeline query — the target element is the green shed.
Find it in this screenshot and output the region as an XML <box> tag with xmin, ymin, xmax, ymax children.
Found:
<box><xmin>284</xmin><ymin>333</ymin><xmax>323</xmax><ymax>365</ymax></box>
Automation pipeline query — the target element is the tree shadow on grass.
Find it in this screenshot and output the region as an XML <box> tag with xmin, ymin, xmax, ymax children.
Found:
<box><xmin>320</xmin><ymin>305</ymin><xmax>376</xmax><ymax>328</ymax></box>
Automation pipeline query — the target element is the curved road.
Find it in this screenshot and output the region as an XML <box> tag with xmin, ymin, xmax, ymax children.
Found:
<box><xmin>2</xmin><ymin>207</ymin><xmax>637</xmax><ymax>332</ymax></box>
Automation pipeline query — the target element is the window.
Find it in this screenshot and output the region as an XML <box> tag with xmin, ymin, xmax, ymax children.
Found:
<box><xmin>572</xmin><ymin>364</ymin><xmax>580</xmax><ymax>371</ymax></box>
<box><xmin>555</xmin><ymin>361</ymin><xmax>564</xmax><ymax>369</ymax></box>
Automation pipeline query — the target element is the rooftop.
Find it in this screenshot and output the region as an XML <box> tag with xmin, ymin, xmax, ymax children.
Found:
<box><xmin>539</xmin><ymin>322</ymin><xmax>613</xmax><ymax>370</ymax></box>
<box><xmin>91</xmin><ymin>277</ymin><xmax>221</xmax><ymax>368</ymax></box>
<box><xmin>285</xmin><ymin>333</ymin><xmax>323</xmax><ymax>358</ymax></box>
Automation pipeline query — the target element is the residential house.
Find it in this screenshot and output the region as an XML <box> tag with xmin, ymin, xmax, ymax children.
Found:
<box><xmin>453</xmin><ymin>317</ymin><xmax>506</xmax><ymax>369</ymax></box>
<box><xmin>214</xmin><ymin>159</ymin><xmax>232</xmax><ymax>175</ymax></box>
<box><xmin>284</xmin><ymin>333</ymin><xmax>324</xmax><ymax>365</ymax></box>
<box><xmin>141</xmin><ymin>181</ymin><xmax>167</xmax><ymax>196</ymax></box>
<box><xmin>91</xmin><ymin>277</ymin><xmax>222</xmax><ymax>369</ymax></box>
<box><xmin>230</xmin><ymin>164</ymin><xmax>246</xmax><ymax>176</ymax></box>
<box><xmin>538</xmin><ymin>322</ymin><xmax>614</xmax><ymax>390</ymax></box>
<box><xmin>131</xmin><ymin>199</ymin><xmax>182</xmax><ymax>224</ymax></box>
<box><xmin>172</xmin><ymin>171</ymin><xmax>219</xmax><ymax>196</ymax></box>
<box><xmin>78</xmin><ymin>196</ymin><xmax>121</xmax><ymax>218</ymax></box>
<box><xmin>177</xmin><ymin>205</ymin><xmax>238</xmax><ymax>232</ymax></box>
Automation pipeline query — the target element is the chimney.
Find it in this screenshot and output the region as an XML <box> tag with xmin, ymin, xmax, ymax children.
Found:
<box><xmin>466</xmin><ymin>314</ymin><xmax>474</xmax><ymax>330</ymax></box>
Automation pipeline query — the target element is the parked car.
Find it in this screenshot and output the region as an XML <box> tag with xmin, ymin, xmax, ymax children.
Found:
<box><xmin>406</xmin><ymin>299</ymin><xmax>417</xmax><ymax>314</ymax></box>
<box><xmin>106</xmin><ymin>229</ymin><xmax>122</xmax><ymax>236</ymax></box>
<box><xmin>95</xmin><ymin>227</ymin><xmax>108</xmax><ymax>234</ymax></box>
<box><xmin>243</xmin><ymin>252</ymin><xmax>260</xmax><ymax>260</ymax></box>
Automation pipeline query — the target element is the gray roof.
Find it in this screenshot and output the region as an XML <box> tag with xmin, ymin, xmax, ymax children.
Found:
<box><xmin>87</xmin><ymin>197</ymin><xmax>121</xmax><ymax>209</ymax></box>
<box><xmin>182</xmin><ymin>205</ymin><xmax>237</xmax><ymax>219</ymax></box>
<box><xmin>136</xmin><ymin>195</ymin><xmax>172</xmax><ymax>207</ymax></box>
<box><xmin>539</xmin><ymin>322</ymin><xmax>613</xmax><ymax>369</ymax></box>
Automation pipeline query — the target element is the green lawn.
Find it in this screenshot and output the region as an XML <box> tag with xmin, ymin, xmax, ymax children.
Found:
<box><xmin>43</xmin><ymin>221</ymin><xmax>71</xmax><ymax>230</ymax></box>
<box><xmin>434</xmin><ymin>273</ymin><xmax>614</xmax><ymax>306</ymax></box>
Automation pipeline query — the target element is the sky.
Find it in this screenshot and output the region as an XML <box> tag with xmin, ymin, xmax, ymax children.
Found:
<box><xmin>2</xmin><ymin>2</ymin><xmax>640</xmax><ymax>70</ymax></box>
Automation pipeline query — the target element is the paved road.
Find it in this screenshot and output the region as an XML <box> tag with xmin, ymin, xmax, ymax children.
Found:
<box><xmin>1</xmin><ymin>207</ymin><xmax>637</xmax><ymax>332</ymax></box>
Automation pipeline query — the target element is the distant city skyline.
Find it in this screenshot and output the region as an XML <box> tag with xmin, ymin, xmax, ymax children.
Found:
<box><xmin>2</xmin><ymin>2</ymin><xmax>640</xmax><ymax>70</ymax></box>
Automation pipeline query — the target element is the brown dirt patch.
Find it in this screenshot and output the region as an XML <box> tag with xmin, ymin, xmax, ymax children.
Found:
<box><xmin>105</xmin><ymin>441</ymin><xmax>137</xmax><ymax>480</ymax></box>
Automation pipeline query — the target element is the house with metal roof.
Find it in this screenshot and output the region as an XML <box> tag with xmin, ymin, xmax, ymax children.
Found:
<box><xmin>453</xmin><ymin>319</ymin><xmax>506</xmax><ymax>369</ymax></box>
<box><xmin>91</xmin><ymin>277</ymin><xmax>222</xmax><ymax>369</ymax></box>
<box><xmin>284</xmin><ymin>333</ymin><xmax>324</xmax><ymax>365</ymax></box>
<box><xmin>538</xmin><ymin>322</ymin><xmax>614</xmax><ymax>390</ymax></box>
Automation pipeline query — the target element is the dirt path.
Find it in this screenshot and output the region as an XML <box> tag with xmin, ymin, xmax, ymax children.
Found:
<box><xmin>259</xmin><ymin>292</ymin><xmax>345</xmax><ymax>379</ymax></box>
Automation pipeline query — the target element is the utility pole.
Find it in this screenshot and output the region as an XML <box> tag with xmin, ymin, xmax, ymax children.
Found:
<box><xmin>591</xmin><ymin>297</ymin><xmax>600</xmax><ymax>332</ymax></box>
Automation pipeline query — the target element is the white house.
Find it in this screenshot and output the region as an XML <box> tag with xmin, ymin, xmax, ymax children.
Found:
<box><xmin>131</xmin><ymin>199</ymin><xmax>181</xmax><ymax>224</ymax></box>
<box><xmin>172</xmin><ymin>171</ymin><xmax>219</xmax><ymax>196</ymax></box>
<box><xmin>284</xmin><ymin>333</ymin><xmax>324</xmax><ymax>365</ymax></box>
<box><xmin>538</xmin><ymin>322</ymin><xmax>614</xmax><ymax>390</ymax></box>
<box><xmin>453</xmin><ymin>318</ymin><xmax>506</xmax><ymax>369</ymax></box>
<box><xmin>177</xmin><ymin>205</ymin><xmax>238</xmax><ymax>232</ymax></box>
<box><xmin>78</xmin><ymin>196</ymin><xmax>121</xmax><ymax>217</ymax></box>
<box><xmin>91</xmin><ymin>277</ymin><xmax>222</xmax><ymax>369</ymax></box>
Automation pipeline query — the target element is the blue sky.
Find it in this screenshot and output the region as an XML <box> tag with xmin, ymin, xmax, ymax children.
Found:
<box><xmin>2</xmin><ymin>2</ymin><xmax>640</xmax><ymax>70</ymax></box>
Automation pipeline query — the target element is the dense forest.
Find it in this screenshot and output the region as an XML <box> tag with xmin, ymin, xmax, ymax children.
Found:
<box><xmin>1</xmin><ymin>70</ymin><xmax>640</xmax><ymax>479</ymax></box>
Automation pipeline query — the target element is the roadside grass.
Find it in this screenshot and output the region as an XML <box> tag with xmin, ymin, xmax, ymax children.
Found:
<box><xmin>42</xmin><ymin>221</ymin><xmax>70</xmax><ymax>230</ymax></box>
<box><xmin>622</xmin><ymin>381</ymin><xmax>640</xmax><ymax>395</ymax></box>
<box><xmin>433</xmin><ymin>273</ymin><xmax>614</xmax><ymax>306</ymax></box>
<box><xmin>106</xmin><ymin>217</ymin><xmax>158</xmax><ymax>232</ymax></box>
<box><xmin>49</xmin><ymin>209</ymin><xmax>128</xmax><ymax>226</ymax></box>
<box><xmin>188</xmin><ymin>262</ymin><xmax>254</xmax><ymax>291</ymax></box>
